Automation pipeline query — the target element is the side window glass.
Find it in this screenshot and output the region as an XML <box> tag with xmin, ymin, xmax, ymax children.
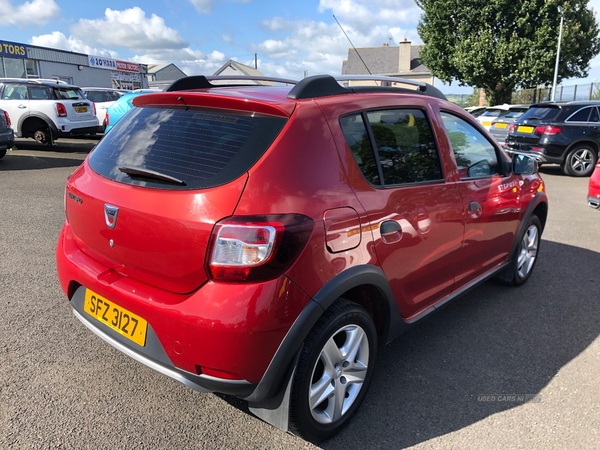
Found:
<box><xmin>1</xmin><ymin>85</ymin><xmax>27</xmax><ymax>100</ymax></box>
<box><xmin>365</xmin><ymin>109</ymin><xmax>442</xmax><ymax>185</ymax></box>
<box><xmin>567</xmin><ymin>107</ymin><xmax>591</xmax><ymax>122</ymax></box>
<box><xmin>340</xmin><ymin>114</ymin><xmax>381</xmax><ymax>185</ymax></box>
<box><xmin>589</xmin><ymin>107</ymin><xmax>599</xmax><ymax>123</ymax></box>
<box><xmin>440</xmin><ymin>112</ymin><xmax>502</xmax><ymax>179</ymax></box>
<box><xmin>29</xmin><ymin>87</ymin><xmax>52</xmax><ymax>100</ymax></box>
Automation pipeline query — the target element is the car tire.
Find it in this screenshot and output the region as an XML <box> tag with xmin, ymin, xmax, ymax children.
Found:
<box><xmin>33</xmin><ymin>126</ymin><xmax>51</xmax><ymax>145</ymax></box>
<box><xmin>498</xmin><ymin>214</ymin><xmax>541</xmax><ymax>286</ymax></box>
<box><xmin>289</xmin><ymin>299</ymin><xmax>377</xmax><ymax>443</ymax></box>
<box><xmin>562</xmin><ymin>145</ymin><xmax>597</xmax><ymax>177</ymax></box>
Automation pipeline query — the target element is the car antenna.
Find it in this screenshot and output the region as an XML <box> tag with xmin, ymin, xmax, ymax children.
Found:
<box><xmin>177</xmin><ymin>96</ymin><xmax>189</xmax><ymax>111</ymax></box>
<box><xmin>333</xmin><ymin>14</ymin><xmax>373</xmax><ymax>77</ymax></box>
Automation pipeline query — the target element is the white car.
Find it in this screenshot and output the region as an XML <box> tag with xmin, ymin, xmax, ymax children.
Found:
<box><xmin>82</xmin><ymin>87</ymin><xmax>129</xmax><ymax>133</ymax></box>
<box><xmin>0</xmin><ymin>78</ymin><xmax>98</xmax><ymax>144</ymax></box>
<box><xmin>476</xmin><ymin>104</ymin><xmax>528</xmax><ymax>131</ymax></box>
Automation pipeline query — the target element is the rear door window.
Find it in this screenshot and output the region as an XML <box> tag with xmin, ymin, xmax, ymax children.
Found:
<box><xmin>88</xmin><ymin>106</ymin><xmax>287</xmax><ymax>190</ymax></box>
<box><xmin>340</xmin><ymin>108</ymin><xmax>442</xmax><ymax>186</ymax></box>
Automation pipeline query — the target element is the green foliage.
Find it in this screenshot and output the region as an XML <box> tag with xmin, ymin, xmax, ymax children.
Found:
<box><xmin>416</xmin><ymin>0</ymin><xmax>600</xmax><ymax>105</ymax></box>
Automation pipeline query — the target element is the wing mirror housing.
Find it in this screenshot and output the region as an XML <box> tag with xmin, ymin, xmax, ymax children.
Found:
<box><xmin>512</xmin><ymin>153</ymin><xmax>538</xmax><ymax>175</ymax></box>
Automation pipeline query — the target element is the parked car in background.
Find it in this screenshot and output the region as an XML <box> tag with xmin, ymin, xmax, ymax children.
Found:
<box><xmin>465</xmin><ymin>106</ymin><xmax>487</xmax><ymax>117</ymax></box>
<box><xmin>588</xmin><ymin>163</ymin><xmax>600</xmax><ymax>209</ymax></box>
<box><xmin>489</xmin><ymin>105</ymin><xmax>530</xmax><ymax>144</ymax></box>
<box><xmin>477</xmin><ymin>104</ymin><xmax>529</xmax><ymax>131</ymax></box>
<box><xmin>56</xmin><ymin>74</ymin><xmax>548</xmax><ymax>443</ymax></box>
<box><xmin>505</xmin><ymin>101</ymin><xmax>600</xmax><ymax>176</ymax></box>
<box><xmin>0</xmin><ymin>107</ymin><xmax>14</xmax><ymax>159</ymax></box>
<box><xmin>104</xmin><ymin>89</ymin><xmax>157</xmax><ymax>134</ymax></box>
<box><xmin>83</xmin><ymin>87</ymin><xmax>129</xmax><ymax>133</ymax></box>
<box><xmin>0</xmin><ymin>78</ymin><xmax>98</xmax><ymax>144</ymax></box>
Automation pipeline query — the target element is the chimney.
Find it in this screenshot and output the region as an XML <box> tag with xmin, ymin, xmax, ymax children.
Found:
<box><xmin>399</xmin><ymin>39</ymin><xmax>411</xmax><ymax>73</ymax></box>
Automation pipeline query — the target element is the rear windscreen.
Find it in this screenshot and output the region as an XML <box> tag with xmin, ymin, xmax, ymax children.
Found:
<box><xmin>88</xmin><ymin>106</ymin><xmax>287</xmax><ymax>190</ymax></box>
<box><xmin>519</xmin><ymin>106</ymin><xmax>560</xmax><ymax>121</ymax></box>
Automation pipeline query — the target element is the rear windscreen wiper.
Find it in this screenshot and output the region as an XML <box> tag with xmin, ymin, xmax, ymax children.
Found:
<box><xmin>118</xmin><ymin>166</ymin><xmax>186</xmax><ymax>186</ymax></box>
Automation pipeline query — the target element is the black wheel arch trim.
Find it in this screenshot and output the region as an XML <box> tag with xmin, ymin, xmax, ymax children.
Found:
<box><xmin>19</xmin><ymin>113</ymin><xmax>58</xmax><ymax>136</ymax></box>
<box><xmin>245</xmin><ymin>266</ymin><xmax>406</xmax><ymax>403</ymax></box>
<box><xmin>508</xmin><ymin>191</ymin><xmax>548</xmax><ymax>263</ymax></box>
<box><xmin>562</xmin><ymin>139</ymin><xmax>600</xmax><ymax>159</ymax></box>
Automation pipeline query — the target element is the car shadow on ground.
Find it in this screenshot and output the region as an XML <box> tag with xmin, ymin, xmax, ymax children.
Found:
<box><xmin>0</xmin><ymin>138</ymin><xmax>98</xmax><ymax>171</ymax></box>
<box><xmin>221</xmin><ymin>240</ymin><xmax>599</xmax><ymax>448</ymax></box>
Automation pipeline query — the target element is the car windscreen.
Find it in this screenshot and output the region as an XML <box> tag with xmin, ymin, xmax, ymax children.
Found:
<box><xmin>88</xmin><ymin>106</ymin><xmax>287</xmax><ymax>190</ymax></box>
<box><xmin>519</xmin><ymin>106</ymin><xmax>560</xmax><ymax>121</ymax></box>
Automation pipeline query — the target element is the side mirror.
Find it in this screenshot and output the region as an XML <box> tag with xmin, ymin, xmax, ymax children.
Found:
<box><xmin>512</xmin><ymin>153</ymin><xmax>538</xmax><ymax>175</ymax></box>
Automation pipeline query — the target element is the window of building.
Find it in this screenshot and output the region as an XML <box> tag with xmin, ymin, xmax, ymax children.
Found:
<box><xmin>440</xmin><ymin>112</ymin><xmax>502</xmax><ymax>179</ymax></box>
<box><xmin>3</xmin><ymin>58</ymin><xmax>26</xmax><ymax>78</ymax></box>
<box><xmin>25</xmin><ymin>59</ymin><xmax>39</xmax><ymax>78</ymax></box>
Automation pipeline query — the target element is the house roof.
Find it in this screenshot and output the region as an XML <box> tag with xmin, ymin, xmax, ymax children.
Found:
<box><xmin>147</xmin><ymin>63</ymin><xmax>175</xmax><ymax>74</ymax></box>
<box><xmin>342</xmin><ymin>45</ymin><xmax>430</xmax><ymax>76</ymax></box>
<box><xmin>213</xmin><ymin>60</ymin><xmax>264</xmax><ymax>77</ymax></box>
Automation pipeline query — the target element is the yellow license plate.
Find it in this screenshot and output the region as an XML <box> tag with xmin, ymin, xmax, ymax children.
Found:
<box><xmin>84</xmin><ymin>289</ymin><xmax>147</xmax><ymax>346</ymax></box>
<box><xmin>517</xmin><ymin>125</ymin><xmax>534</xmax><ymax>133</ymax></box>
<box><xmin>74</xmin><ymin>106</ymin><xmax>88</xmax><ymax>113</ymax></box>
<box><xmin>482</xmin><ymin>121</ymin><xmax>492</xmax><ymax>127</ymax></box>
<box><xmin>494</xmin><ymin>123</ymin><xmax>507</xmax><ymax>129</ymax></box>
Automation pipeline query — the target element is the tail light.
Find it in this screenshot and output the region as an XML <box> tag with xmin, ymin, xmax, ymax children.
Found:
<box><xmin>56</xmin><ymin>103</ymin><xmax>67</xmax><ymax>117</ymax></box>
<box><xmin>509</xmin><ymin>124</ymin><xmax>516</xmax><ymax>133</ymax></box>
<box><xmin>535</xmin><ymin>125</ymin><xmax>562</xmax><ymax>135</ymax></box>
<box><xmin>105</xmin><ymin>111</ymin><xmax>109</xmax><ymax>127</ymax></box>
<box><xmin>207</xmin><ymin>214</ymin><xmax>314</xmax><ymax>282</ymax></box>
<box><xmin>3</xmin><ymin>110</ymin><xmax>11</xmax><ymax>126</ymax></box>
<box><xmin>93</xmin><ymin>103</ymin><xmax>97</xmax><ymax>116</ymax></box>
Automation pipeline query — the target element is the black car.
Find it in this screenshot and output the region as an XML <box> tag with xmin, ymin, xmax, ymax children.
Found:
<box><xmin>505</xmin><ymin>101</ymin><xmax>600</xmax><ymax>176</ymax></box>
<box><xmin>0</xmin><ymin>107</ymin><xmax>14</xmax><ymax>159</ymax></box>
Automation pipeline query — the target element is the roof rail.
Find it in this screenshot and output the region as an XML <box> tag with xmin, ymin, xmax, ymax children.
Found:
<box><xmin>165</xmin><ymin>75</ymin><xmax>298</xmax><ymax>92</ymax></box>
<box><xmin>287</xmin><ymin>75</ymin><xmax>447</xmax><ymax>101</ymax></box>
<box><xmin>0</xmin><ymin>77</ymin><xmax>70</xmax><ymax>85</ymax></box>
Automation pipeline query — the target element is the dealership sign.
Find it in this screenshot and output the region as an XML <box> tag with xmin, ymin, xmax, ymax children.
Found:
<box><xmin>0</xmin><ymin>40</ymin><xmax>27</xmax><ymax>59</ymax></box>
<box><xmin>116</xmin><ymin>61</ymin><xmax>140</xmax><ymax>73</ymax></box>
<box><xmin>88</xmin><ymin>55</ymin><xmax>117</xmax><ymax>70</ymax></box>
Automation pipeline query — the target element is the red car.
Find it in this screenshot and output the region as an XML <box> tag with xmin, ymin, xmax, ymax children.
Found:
<box><xmin>56</xmin><ymin>74</ymin><xmax>548</xmax><ymax>442</ymax></box>
<box><xmin>589</xmin><ymin>162</ymin><xmax>600</xmax><ymax>209</ymax></box>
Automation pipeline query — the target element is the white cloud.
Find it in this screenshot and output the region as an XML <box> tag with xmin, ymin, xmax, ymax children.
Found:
<box><xmin>30</xmin><ymin>31</ymin><xmax>117</xmax><ymax>58</ymax></box>
<box><xmin>189</xmin><ymin>0</ymin><xmax>212</xmax><ymax>14</ymax></box>
<box><xmin>318</xmin><ymin>0</ymin><xmax>421</xmax><ymax>35</ymax></box>
<box><xmin>71</xmin><ymin>7</ymin><xmax>187</xmax><ymax>51</ymax></box>
<box><xmin>0</xmin><ymin>0</ymin><xmax>59</xmax><ymax>26</ymax></box>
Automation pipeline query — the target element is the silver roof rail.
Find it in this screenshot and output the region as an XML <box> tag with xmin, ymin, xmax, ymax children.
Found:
<box><xmin>334</xmin><ymin>75</ymin><xmax>427</xmax><ymax>89</ymax></box>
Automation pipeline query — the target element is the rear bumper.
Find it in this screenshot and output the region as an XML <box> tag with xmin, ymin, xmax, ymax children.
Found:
<box><xmin>0</xmin><ymin>128</ymin><xmax>14</xmax><ymax>149</ymax></box>
<box><xmin>503</xmin><ymin>147</ymin><xmax>563</xmax><ymax>165</ymax></box>
<box><xmin>56</xmin><ymin>125</ymin><xmax>98</xmax><ymax>137</ymax></box>
<box><xmin>56</xmin><ymin>222</ymin><xmax>312</xmax><ymax>400</ymax></box>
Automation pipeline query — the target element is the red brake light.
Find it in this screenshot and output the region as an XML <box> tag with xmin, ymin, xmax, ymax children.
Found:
<box><xmin>535</xmin><ymin>125</ymin><xmax>562</xmax><ymax>135</ymax></box>
<box><xmin>105</xmin><ymin>111</ymin><xmax>109</xmax><ymax>126</ymax></box>
<box><xmin>93</xmin><ymin>103</ymin><xmax>97</xmax><ymax>116</ymax></box>
<box><xmin>3</xmin><ymin>110</ymin><xmax>11</xmax><ymax>126</ymax></box>
<box><xmin>207</xmin><ymin>214</ymin><xmax>314</xmax><ymax>282</ymax></box>
<box><xmin>509</xmin><ymin>124</ymin><xmax>516</xmax><ymax>132</ymax></box>
<box><xmin>56</xmin><ymin>103</ymin><xmax>67</xmax><ymax>117</ymax></box>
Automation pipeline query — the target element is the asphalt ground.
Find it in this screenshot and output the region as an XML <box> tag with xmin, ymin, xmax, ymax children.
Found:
<box><xmin>0</xmin><ymin>138</ymin><xmax>599</xmax><ymax>449</ymax></box>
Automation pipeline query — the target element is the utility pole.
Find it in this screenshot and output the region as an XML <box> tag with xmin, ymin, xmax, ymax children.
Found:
<box><xmin>551</xmin><ymin>6</ymin><xmax>564</xmax><ymax>102</ymax></box>
<box><xmin>254</xmin><ymin>53</ymin><xmax>257</xmax><ymax>70</ymax></box>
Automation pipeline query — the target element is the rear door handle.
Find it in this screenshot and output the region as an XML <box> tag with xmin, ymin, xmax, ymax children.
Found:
<box><xmin>18</xmin><ymin>105</ymin><xmax>27</xmax><ymax>109</ymax></box>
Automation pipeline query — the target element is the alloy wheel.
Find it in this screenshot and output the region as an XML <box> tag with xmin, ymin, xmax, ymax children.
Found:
<box><xmin>517</xmin><ymin>224</ymin><xmax>539</xmax><ymax>278</ymax></box>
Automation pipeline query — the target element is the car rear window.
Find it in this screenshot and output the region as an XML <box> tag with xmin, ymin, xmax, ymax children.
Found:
<box><xmin>519</xmin><ymin>106</ymin><xmax>560</xmax><ymax>121</ymax></box>
<box><xmin>54</xmin><ymin>88</ymin><xmax>86</xmax><ymax>100</ymax></box>
<box><xmin>88</xmin><ymin>106</ymin><xmax>287</xmax><ymax>190</ymax></box>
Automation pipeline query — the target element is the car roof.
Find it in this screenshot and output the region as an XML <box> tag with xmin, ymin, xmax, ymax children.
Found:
<box><xmin>0</xmin><ymin>78</ymin><xmax>80</xmax><ymax>89</ymax></box>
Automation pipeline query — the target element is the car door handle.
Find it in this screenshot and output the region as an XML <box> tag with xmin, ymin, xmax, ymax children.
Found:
<box><xmin>17</xmin><ymin>105</ymin><xmax>27</xmax><ymax>109</ymax></box>
<box><xmin>468</xmin><ymin>201</ymin><xmax>482</xmax><ymax>219</ymax></box>
<box><xmin>468</xmin><ymin>201</ymin><xmax>481</xmax><ymax>211</ymax></box>
<box><xmin>380</xmin><ymin>220</ymin><xmax>402</xmax><ymax>243</ymax></box>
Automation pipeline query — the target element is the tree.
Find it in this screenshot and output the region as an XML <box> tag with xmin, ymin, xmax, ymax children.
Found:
<box><xmin>416</xmin><ymin>0</ymin><xmax>600</xmax><ymax>105</ymax></box>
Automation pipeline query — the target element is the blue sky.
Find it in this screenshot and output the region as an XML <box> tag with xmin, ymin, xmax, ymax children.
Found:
<box><xmin>2</xmin><ymin>0</ymin><xmax>600</xmax><ymax>95</ymax></box>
